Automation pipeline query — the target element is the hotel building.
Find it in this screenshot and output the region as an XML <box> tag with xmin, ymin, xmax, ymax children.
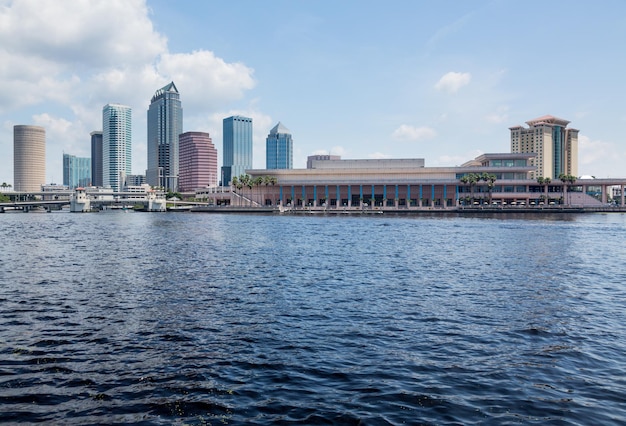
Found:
<box><xmin>221</xmin><ymin>116</ymin><xmax>252</xmax><ymax>185</ymax></box>
<box><xmin>13</xmin><ymin>125</ymin><xmax>46</xmax><ymax>192</ymax></box>
<box><xmin>510</xmin><ymin>115</ymin><xmax>578</xmax><ymax>179</ymax></box>
<box><xmin>147</xmin><ymin>82</ymin><xmax>183</xmax><ymax>191</ymax></box>
<box><xmin>179</xmin><ymin>131</ymin><xmax>218</xmax><ymax>192</ymax></box>
<box><xmin>266</xmin><ymin>122</ymin><xmax>293</xmax><ymax>169</ymax></box>
<box><xmin>103</xmin><ymin>103</ymin><xmax>132</xmax><ymax>192</ymax></box>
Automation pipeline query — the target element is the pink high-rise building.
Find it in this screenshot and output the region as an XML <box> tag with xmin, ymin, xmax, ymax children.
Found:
<box><xmin>179</xmin><ymin>132</ymin><xmax>218</xmax><ymax>192</ymax></box>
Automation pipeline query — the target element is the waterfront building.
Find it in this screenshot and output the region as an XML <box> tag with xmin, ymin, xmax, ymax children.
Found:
<box><xmin>63</xmin><ymin>153</ymin><xmax>91</xmax><ymax>188</ymax></box>
<box><xmin>266</xmin><ymin>122</ymin><xmax>293</xmax><ymax>169</ymax></box>
<box><xmin>307</xmin><ymin>154</ymin><xmax>341</xmax><ymax>169</ymax></box>
<box><xmin>510</xmin><ymin>115</ymin><xmax>579</xmax><ymax>180</ymax></box>
<box><xmin>147</xmin><ymin>82</ymin><xmax>183</xmax><ymax>191</ymax></box>
<box><xmin>13</xmin><ymin>125</ymin><xmax>46</xmax><ymax>192</ymax></box>
<box><xmin>221</xmin><ymin>116</ymin><xmax>252</xmax><ymax>185</ymax></box>
<box><xmin>199</xmin><ymin>152</ymin><xmax>623</xmax><ymax>208</ymax></box>
<box><xmin>103</xmin><ymin>104</ymin><xmax>132</xmax><ymax>192</ymax></box>
<box><xmin>90</xmin><ymin>131</ymin><xmax>103</xmax><ymax>187</ymax></box>
<box><xmin>179</xmin><ymin>131</ymin><xmax>218</xmax><ymax>192</ymax></box>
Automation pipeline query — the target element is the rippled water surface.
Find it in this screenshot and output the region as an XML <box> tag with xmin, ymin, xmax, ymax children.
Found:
<box><xmin>1</xmin><ymin>211</ymin><xmax>625</xmax><ymax>425</ymax></box>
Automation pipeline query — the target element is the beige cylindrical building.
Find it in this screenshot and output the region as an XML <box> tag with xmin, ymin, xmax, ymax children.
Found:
<box><xmin>14</xmin><ymin>125</ymin><xmax>46</xmax><ymax>192</ymax></box>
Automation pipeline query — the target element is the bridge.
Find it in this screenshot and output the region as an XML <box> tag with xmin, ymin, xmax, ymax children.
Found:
<box><xmin>0</xmin><ymin>190</ymin><xmax>209</xmax><ymax>213</ymax></box>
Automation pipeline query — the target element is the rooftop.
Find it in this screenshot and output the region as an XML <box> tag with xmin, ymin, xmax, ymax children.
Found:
<box><xmin>269</xmin><ymin>122</ymin><xmax>291</xmax><ymax>135</ymax></box>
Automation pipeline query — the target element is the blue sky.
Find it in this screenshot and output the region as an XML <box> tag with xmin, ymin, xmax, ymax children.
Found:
<box><xmin>1</xmin><ymin>0</ymin><xmax>625</xmax><ymax>185</ymax></box>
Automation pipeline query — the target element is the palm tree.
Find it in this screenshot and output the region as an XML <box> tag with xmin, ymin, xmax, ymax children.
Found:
<box><xmin>543</xmin><ymin>177</ymin><xmax>551</xmax><ymax>203</ymax></box>
<box><xmin>263</xmin><ymin>175</ymin><xmax>278</xmax><ymax>205</ymax></box>
<box><xmin>483</xmin><ymin>173</ymin><xmax>497</xmax><ymax>204</ymax></box>
<box><xmin>559</xmin><ymin>174</ymin><xmax>576</xmax><ymax>206</ymax></box>
<box><xmin>253</xmin><ymin>176</ymin><xmax>263</xmax><ymax>205</ymax></box>
<box><xmin>240</xmin><ymin>174</ymin><xmax>252</xmax><ymax>206</ymax></box>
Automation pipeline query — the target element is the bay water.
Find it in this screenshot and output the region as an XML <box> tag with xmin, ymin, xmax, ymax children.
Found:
<box><xmin>1</xmin><ymin>211</ymin><xmax>625</xmax><ymax>424</ymax></box>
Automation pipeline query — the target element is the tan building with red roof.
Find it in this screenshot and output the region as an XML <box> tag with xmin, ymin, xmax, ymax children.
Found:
<box><xmin>509</xmin><ymin>115</ymin><xmax>578</xmax><ymax>180</ymax></box>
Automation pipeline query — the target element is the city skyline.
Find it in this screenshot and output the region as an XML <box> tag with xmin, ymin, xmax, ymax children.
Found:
<box><xmin>1</xmin><ymin>1</ymin><xmax>625</xmax><ymax>185</ymax></box>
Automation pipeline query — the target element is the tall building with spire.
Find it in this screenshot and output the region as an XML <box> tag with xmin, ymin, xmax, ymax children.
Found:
<box><xmin>510</xmin><ymin>115</ymin><xmax>578</xmax><ymax>179</ymax></box>
<box><xmin>103</xmin><ymin>103</ymin><xmax>132</xmax><ymax>192</ymax></box>
<box><xmin>221</xmin><ymin>115</ymin><xmax>252</xmax><ymax>185</ymax></box>
<box><xmin>13</xmin><ymin>125</ymin><xmax>46</xmax><ymax>192</ymax></box>
<box><xmin>266</xmin><ymin>122</ymin><xmax>293</xmax><ymax>169</ymax></box>
<box><xmin>147</xmin><ymin>81</ymin><xmax>183</xmax><ymax>190</ymax></box>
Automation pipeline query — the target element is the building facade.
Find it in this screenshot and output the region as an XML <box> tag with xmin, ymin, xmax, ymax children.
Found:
<box><xmin>13</xmin><ymin>125</ymin><xmax>46</xmax><ymax>192</ymax></box>
<box><xmin>266</xmin><ymin>122</ymin><xmax>293</xmax><ymax>169</ymax></box>
<box><xmin>179</xmin><ymin>131</ymin><xmax>218</xmax><ymax>192</ymax></box>
<box><xmin>307</xmin><ymin>154</ymin><xmax>341</xmax><ymax>169</ymax></box>
<box><xmin>90</xmin><ymin>131</ymin><xmax>103</xmax><ymax>187</ymax></box>
<box><xmin>63</xmin><ymin>153</ymin><xmax>91</xmax><ymax>188</ymax></box>
<box><xmin>510</xmin><ymin>115</ymin><xmax>579</xmax><ymax>180</ymax></box>
<box><xmin>126</xmin><ymin>175</ymin><xmax>146</xmax><ymax>186</ymax></box>
<box><xmin>103</xmin><ymin>104</ymin><xmax>132</xmax><ymax>192</ymax></box>
<box><xmin>221</xmin><ymin>115</ymin><xmax>252</xmax><ymax>185</ymax></box>
<box><xmin>147</xmin><ymin>82</ymin><xmax>183</xmax><ymax>190</ymax></box>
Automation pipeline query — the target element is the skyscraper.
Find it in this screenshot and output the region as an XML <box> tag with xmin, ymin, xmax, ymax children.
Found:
<box><xmin>147</xmin><ymin>81</ymin><xmax>182</xmax><ymax>190</ymax></box>
<box><xmin>266</xmin><ymin>122</ymin><xmax>293</xmax><ymax>169</ymax></box>
<box><xmin>13</xmin><ymin>125</ymin><xmax>46</xmax><ymax>192</ymax></box>
<box><xmin>510</xmin><ymin>115</ymin><xmax>579</xmax><ymax>179</ymax></box>
<box><xmin>179</xmin><ymin>132</ymin><xmax>218</xmax><ymax>192</ymax></box>
<box><xmin>221</xmin><ymin>115</ymin><xmax>252</xmax><ymax>185</ymax></box>
<box><xmin>90</xmin><ymin>131</ymin><xmax>103</xmax><ymax>187</ymax></box>
<box><xmin>103</xmin><ymin>104</ymin><xmax>132</xmax><ymax>192</ymax></box>
<box><xmin>63</xmin><ymin>153</ymin><xmax>91</xmax><ymax>188</ymax></box>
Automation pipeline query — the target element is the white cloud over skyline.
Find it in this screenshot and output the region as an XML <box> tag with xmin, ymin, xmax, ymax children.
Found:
<box><xmin>0</xmin><ymin>0</ymin><xmax>624</xmax><ymax>184</ymax></box>
<box><xmin>434</xmin><ymin>72</ymin><xmax>471</xmax><ymax>94</ymax></box>
<box><xmin>392</xmin><ymin>125</ymin><xmax>437</xmax><ymax>142</ymax></box>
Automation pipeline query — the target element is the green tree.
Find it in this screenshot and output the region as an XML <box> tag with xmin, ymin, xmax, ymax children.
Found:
<box><xmin>253</xmin><ymin>176</ymin><xmax>263</xmax><ymax>206</ymax></box>
<box><xmin>482</xmin><ymin>173</ymin><xmax>497</xmax><ymax>204</ymax></box>
<box><xmin>559</xmin><ymin>174</ymin><xmax>577</xmax><ymax>206</ymax></box>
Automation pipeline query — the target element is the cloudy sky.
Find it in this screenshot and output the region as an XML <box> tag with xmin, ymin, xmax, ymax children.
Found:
<box><xmin>1</xmin><ymin>0</ymin><xmax>625</xmax><ymax>185</ymax></box>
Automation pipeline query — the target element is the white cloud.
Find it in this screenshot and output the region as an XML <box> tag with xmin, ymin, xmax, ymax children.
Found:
<box><xmin>0</xmin><ymin>0</ymin><xmax>166</xmax><ymax>68</ymax></box>
<box><xmin>368</xmin><ymin>152</ymin><xmax>392</xmax><ymax>159</ymax></box>
<box><xmin>311</xmin><ymin>146</ymin><xmax>348</xmax><ymax>157</ymax></box>
<box><xmin>435</xmin><ymin>150</ymin><xmax>483</xmax><ymax>167</ymax></box>
<box><xmin>485</xmin><ymin>106</ymin><xmax>510</xmax><ymax>124</ymax></box>
<box><xmin>0</xmin><ymin>0</ymin><xmax>260</xmax><ymax>181</ymax></box>
<box><xmin>392</xmin><ymin>125</ymin><xmax>437</xmax><ymax>141</ymax></box>
<box><xmin>157</xmin><ymin>51</ymin><xmax>256</xmax><ymax>112</ymax></box>
<box><xmin>435</xmin><ymin>72</ymin><xmax>471</xmax><ymax>93</ymax></box>
<box><xmin>578</xmin><ymin>134</ymin><xmax>614</xmax><ymax>166</ymax></box>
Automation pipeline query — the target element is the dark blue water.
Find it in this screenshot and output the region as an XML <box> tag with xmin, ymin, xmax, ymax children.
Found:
<box><xmin>1</xmin><ymin>211</ymin><xmax>625</xmax><ymax>425</ymax></box>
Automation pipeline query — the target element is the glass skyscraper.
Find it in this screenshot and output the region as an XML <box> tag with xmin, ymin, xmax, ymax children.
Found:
<box><xmin>147</xmin><ymin>82</ymin><xmax>182</xmax><ymax>191</ymax></box>
<box><xmin>90</xmin><ymin>131</ymin><xmax>103</xmax><ymax>187</ymax></box>
<box><xmin>221</xmin><ymin>115</ymin><xmax>252</xmax><ymax>185</ymax></box>
<box><xmin>266</xmin><ymin>122</ymin><xmax>293</xmax><ymax>169</ymax></box>
<box><xmin>103</xmin><ymin>103</ymin><xmax>132</xmax><ymax>192</ymax></box>
<box><xmin>63</xmin><ymin>153</ymin><xmax>91</xmax><ymax>188</ymax></box>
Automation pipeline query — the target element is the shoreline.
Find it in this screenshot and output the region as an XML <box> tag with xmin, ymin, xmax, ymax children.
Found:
<box><xmin>189</xmin><ymin>205</ymin><xmax>626</xmax><ymax>215</ymax></box>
